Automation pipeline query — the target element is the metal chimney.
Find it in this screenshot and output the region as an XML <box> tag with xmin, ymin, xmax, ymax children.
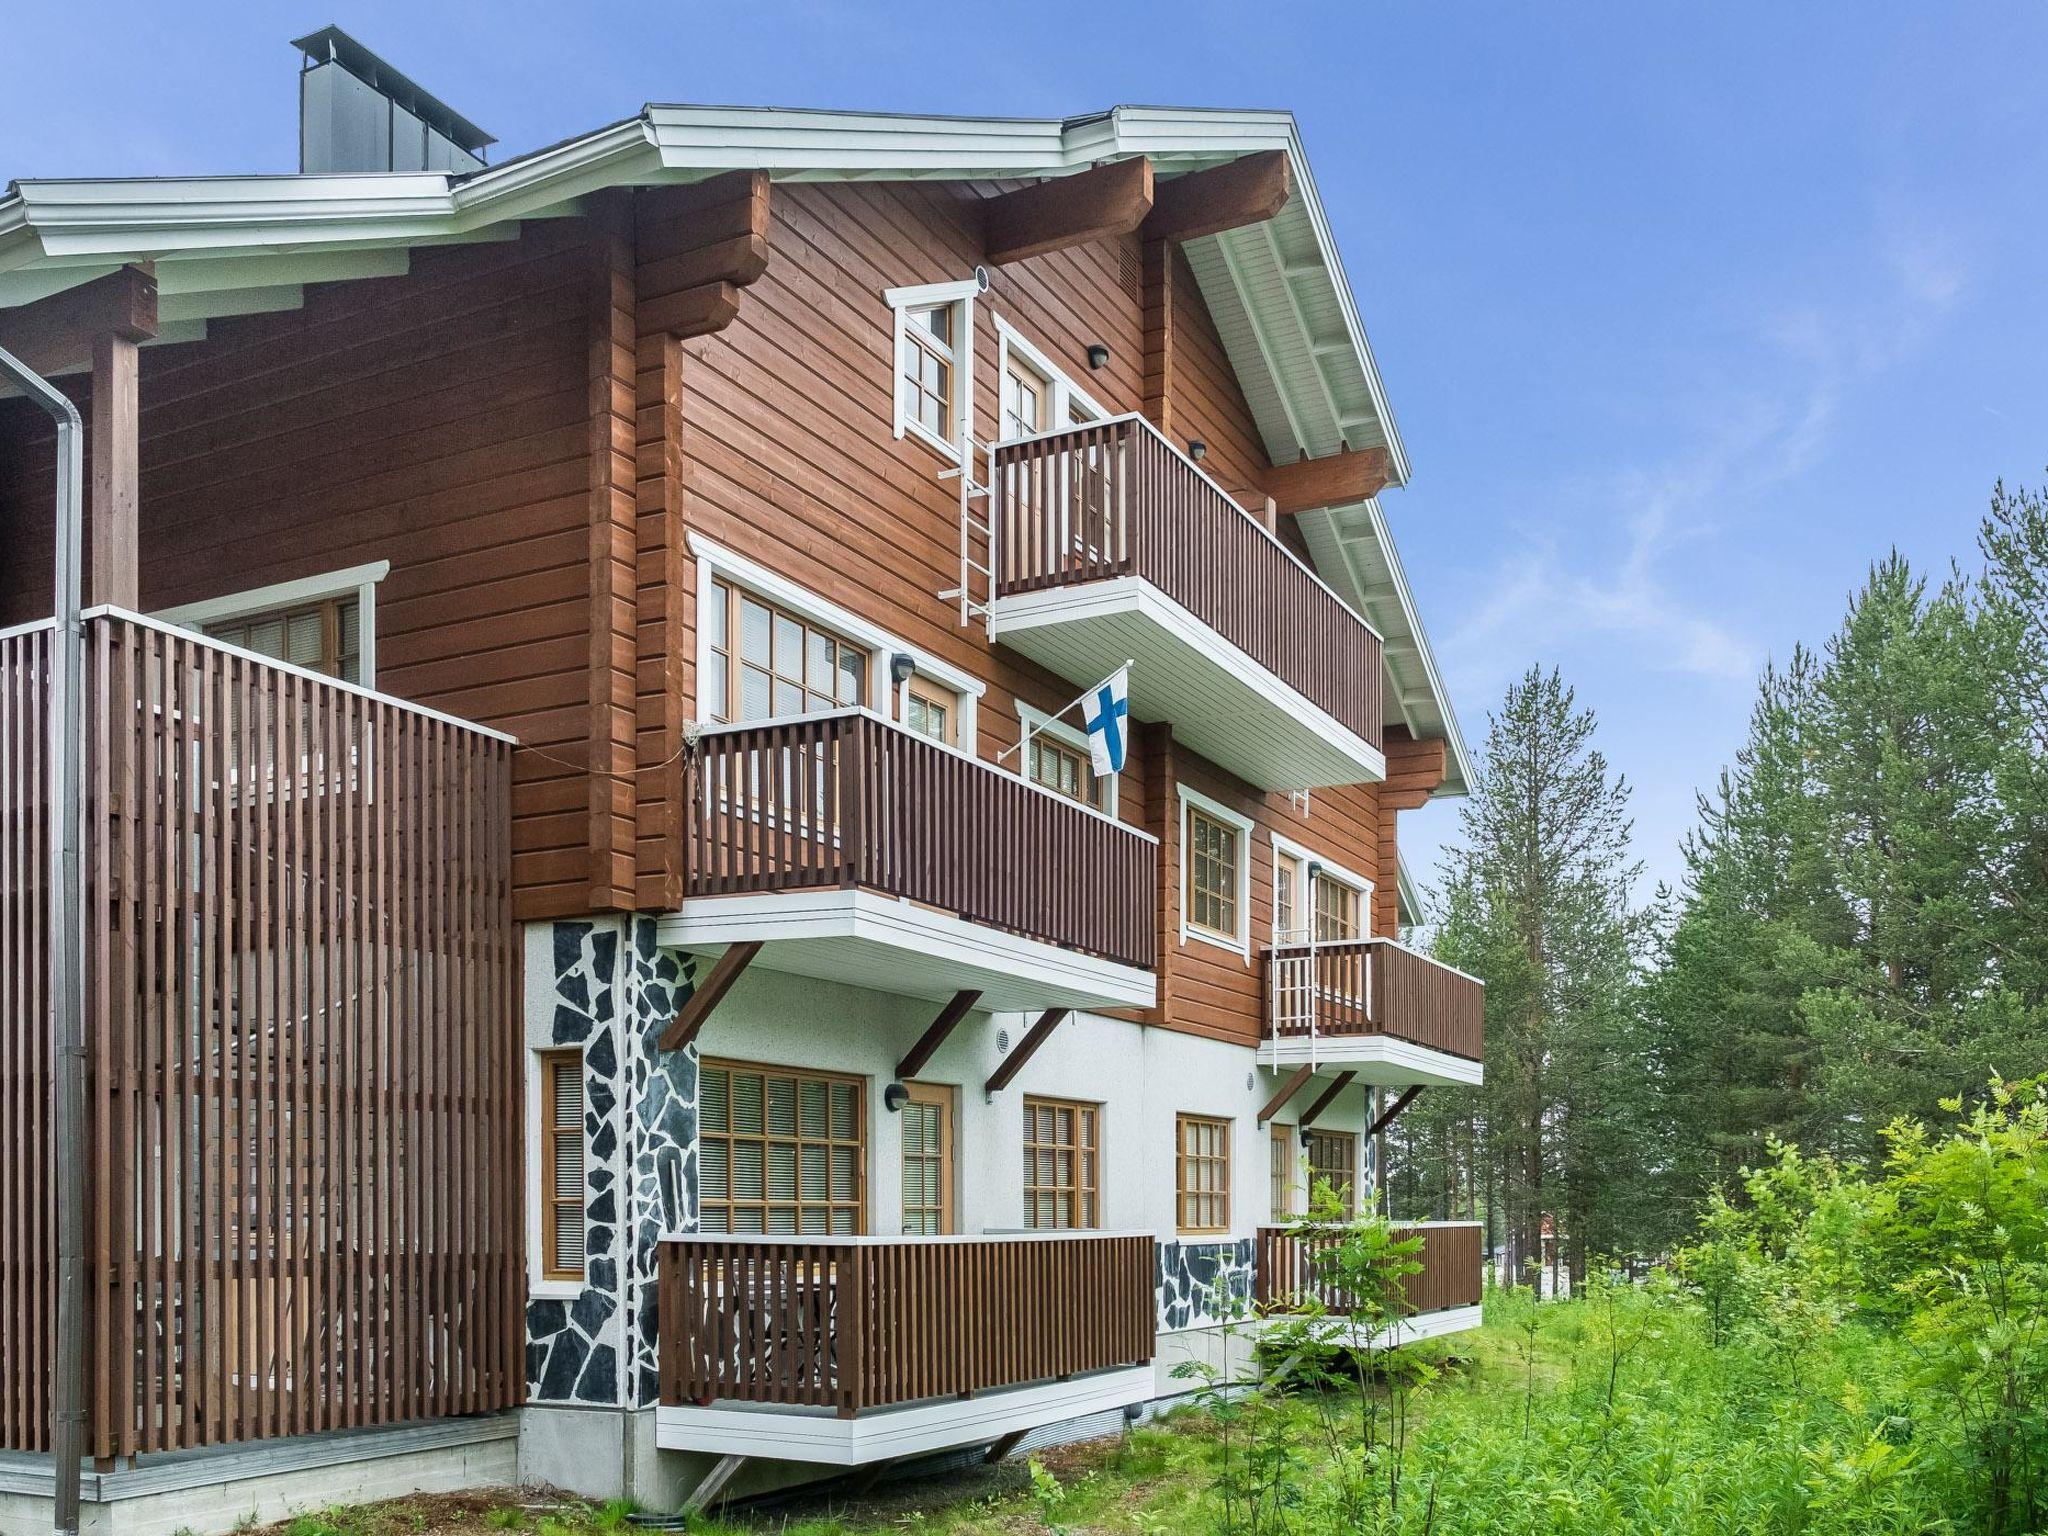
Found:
<box><xmin>293</xmin><ymin>25</ymin><xmax>495</xmax><ymax>173</ymax></box>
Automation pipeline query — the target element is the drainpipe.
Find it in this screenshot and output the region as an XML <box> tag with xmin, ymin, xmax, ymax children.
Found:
<box><xmin>0</xmin><ymin>342</ymin><xmax>88</xmax><ymax>1536</ymax></box>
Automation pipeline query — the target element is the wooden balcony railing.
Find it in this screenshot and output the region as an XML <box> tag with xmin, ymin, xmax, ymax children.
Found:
<box><xmin>1255</xmin><ymin>1222</ymin><xmax>1484</xmax><ymax>1318</ymax></box>
<box><xmin>1</xmin><ymin>609</ymin><xmax>522</xmax><ymax>1458</ymax></box>
<box><xmin>657</xmin><ymin>1233</ymin><xmax>1157</xmax><ymax>1417</ymax></box>
<box><xmin>685</xmin><ymin>708</ymin><xmax>1157</xmax><ymax>971</ymax></box>
<box><xmin>1266</xmin><ymin>938</ymin><xmax>1484</xmax><ymax>1062</ymax></box>
<box><xmin>992</xmin><ymin>415</ymin><xmax>1384</xmax><ymax>750</ymax></box>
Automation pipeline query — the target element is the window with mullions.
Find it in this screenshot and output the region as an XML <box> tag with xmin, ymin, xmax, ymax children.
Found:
<box><xmin>1028</xmin><ymin>731</ymin><xmax>1108</xmax><ymax>811</ymax></box>
<box><xmin>703</xmin><ymin>578</ymin><xmax>868</xmax><ymax>724</ymax></box>
<box><xmin>1022</xmin><ymin>1096</ymin><xmax>1101</xmax><ymax>1230</ymax></box>
<box><xmin>1305</xmin><ymin>1130</ymin><xmax>1358</xmax><ymax>1219</ymax></box>
<box><xmin>698</xmin><ymin>1060</ymin><xmax>866</xmax><ymax>1235</ymax></box>
<box><xmin>1176</xmin><ymin>1114</ymin><xmax>1231</xmax><ymax>1235</ymax></box>
<box><xmin>206</xmin><ymin>597</ymin><xmax>362</xmax><ymax>684</ymax></box>
<box><xmin>900</xmin><ymin>303</ymin><xmax>957</xmax><ymax>445</ymax></box>
<box><xmin>1187</xmin><ymin>808</ymin><xmax>1241</xmax><ymax>941</ymax></box>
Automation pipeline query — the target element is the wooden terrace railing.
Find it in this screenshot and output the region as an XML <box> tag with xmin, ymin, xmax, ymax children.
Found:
<box><xmin>1255</xmin><ymin>1222</ymin><xmax>1484</xmax><ymax>1318</ymax></box>
<box><xmin>1266</xmin><ymin>938</ymin><xmax>1484</xmax><ymax>1063</ymax></box>
<box><xmin>991</xmin><ymin>415</ymin><xmax>1384</xmax><ymax>750</ymax></box>
<box><xmin>685</xmin><ymin>708</ymin><xmax>1157</xmax><ymax>971</ymax></box>
<box><xmin>1</xmin><ymin>608</ymin><xmax>522</xmax><ymax>1457</ymax></box>
<box><xmin>657</xmin><ymin>1232</ymin><xmax>1157</xmax><ymax>1418</ymax></box>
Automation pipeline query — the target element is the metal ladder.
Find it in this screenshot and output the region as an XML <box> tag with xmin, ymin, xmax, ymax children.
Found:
<box><xmin>936</xmin><ymin>435</ymin><xmax>997</xmax><ymax>627</ymax></box>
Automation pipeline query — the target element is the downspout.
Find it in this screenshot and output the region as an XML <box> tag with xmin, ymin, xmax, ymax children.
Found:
<box><xmin>0</xmin><ymin>342</ymin><xmax>88</xmax><ymax>1536</ymax></box>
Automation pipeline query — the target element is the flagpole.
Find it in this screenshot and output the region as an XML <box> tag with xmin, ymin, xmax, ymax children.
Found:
<box><xmin>997</xmin><ymin>658</ymin><xmax>1137</xmax><ymax>764</ymax></box>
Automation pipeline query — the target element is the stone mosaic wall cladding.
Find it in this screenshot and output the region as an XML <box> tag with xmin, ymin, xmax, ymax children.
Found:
<box><xmin>1157</xmin><ymin>1238</ymin><xmax>1256</xmax><ymax>1331</ymax></box>
<box><xmin>525</xmin><ymin>917</ymin><xmax>699</xmax><ymax>1411</ymax></box>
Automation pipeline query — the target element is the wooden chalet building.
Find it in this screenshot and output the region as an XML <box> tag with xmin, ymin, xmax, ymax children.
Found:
<box><xmin>0</xmin><ymin>29</ymin><xmax>1480</xmax><ymax>1526</ymax></box>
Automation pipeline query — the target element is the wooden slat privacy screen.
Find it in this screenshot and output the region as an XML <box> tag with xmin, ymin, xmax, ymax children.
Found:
<box><xmin>993</xmin><ymin>417</ymin><xmax>1384</xmax><ymax>751</ymax></box>
<box><xmin>0</xmin><ymin>612</ymin><xmax>522</xmax><ymax>1458</ymax></box>
<box><xmin>1254</xmin><ymin>1222</ymin><xmax>1483</xmax><ymax>1318</ymax></box>
<box><xmin>1266</xmin><ymin>938</ymin><xmax>1484</xmax><ymax>1063</ymax></box>
<box><xmin>658</xmin><ymin>1234</ymin><xmax>1155</xmax><ymax>1417</ymax></box>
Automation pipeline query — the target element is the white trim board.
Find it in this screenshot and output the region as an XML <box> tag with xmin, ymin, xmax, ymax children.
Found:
<box><xmin>1256</xmin><ymin>1033</ymin><xmax>1483</xmax><ymax>1087</ymax></box>
<box><xmin>1269</xmin><ymin>830</ymin><xmax>1375</xmax><ymax>943</ymax></box>
<box><xmin>156</xmin><ymin>559</ymin><xmax>391</xmax><ymax>688</ymax></box>
<box><xmin>1016</xmin><ymin>700</ymin><xmax>1119</xmax><ymax>816</ymax></box>
<box><xmin>657</xmin><ymin>887</ymin><xmax>1159</xmax><ymax>1014</ymax></box>
<box><xmin>886</xmin><ymin>278</ymin><xmax>979</xmax><ymax>465</ymax></box>
<box><xmin>1178</xmin><ymin>784</ymin><xmax>1254</xmax><ymax>961</ymax></box>
<box><xmin>654</xmin><ymin>1365</ymin><xmax>1155</xmax><ymax>1466</ymax></box>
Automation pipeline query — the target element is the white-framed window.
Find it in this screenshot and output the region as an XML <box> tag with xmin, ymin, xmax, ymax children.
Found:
<box><xmin>1018</xmin><ymin>702</ymin><xmax>1118</xmax><ymax>815</ymax></box>
<box><xmin>688</xmin><ymin>534</ymin><xmax>984</xmax><ymax>744</ymax></box>
<box><xmin>1178</xmin><ymin>785</ymin><xmax>1253</xmax><ymax>958</ymax></box>
<box><xmin>156</xmin><ymin>560</ymin><xmax>390</xmax><ymax>687</ymax></box>
<box><xmin>994</xmin><ymin>316</ymin><xmax>1108</xmax><ymax>442</ymax></box>
<box><xmin>887</xmin><ymin>278</ymin><xmax>980</xmax><ymax>462</ymax></box>
<box><xmin>1269</xmin><ymin>833</ymin><xmax>1374</xmax><ymax>945</ymax></box>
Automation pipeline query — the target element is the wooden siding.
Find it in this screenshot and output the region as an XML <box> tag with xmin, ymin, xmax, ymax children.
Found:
<box><xmin>658</xmin><ymin>1233</ymin><xmax>1155</xmax><ymax>1416</ymax></box>
<box><xmin>1266</xmin><ymin>939</ymin><xmax>1485</xmax><ymax>1061</ymax></box>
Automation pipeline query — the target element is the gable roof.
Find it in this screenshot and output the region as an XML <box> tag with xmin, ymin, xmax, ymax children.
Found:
<box><xmin>0</xmin><ymin>102</ymin><xmax>1463</xmax><ymax>788</ymax></box>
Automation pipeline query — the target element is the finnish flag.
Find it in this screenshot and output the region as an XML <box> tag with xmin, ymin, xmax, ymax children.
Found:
<box><xmin>1081</xmin><ymin>665</ymin><xmax>1131</xmax><ymax>778</ymax></box>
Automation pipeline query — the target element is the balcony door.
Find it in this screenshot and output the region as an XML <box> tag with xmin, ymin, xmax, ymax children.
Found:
<box><xmin>900</xmin><ymin>1082</ymin><xmax>956</xmax><ymax>1235</ymax></box>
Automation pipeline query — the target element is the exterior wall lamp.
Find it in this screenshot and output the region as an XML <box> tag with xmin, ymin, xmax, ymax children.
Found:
<box><xmin>883</xmin><ymin>1081</ymin><xmax>910</xmax><ymax>1114</ymax></box>
<box><xmin>1188</xmin><ymin>440</ymin><xmax>1208</xmax><ymax>462</ymax></box>
<box><xmin>890</xmin><ymin>652</ymin><xmax>916</xmax><ymax>687</ymax></box>
<box><xmin>1086</xmin><ymin>343</ymin><xmax>1110</xmax><ymax>370</ymax></box>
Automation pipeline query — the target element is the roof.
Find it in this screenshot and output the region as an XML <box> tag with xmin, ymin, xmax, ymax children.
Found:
<box><xmin>0</xmin><ymin>102</ymin><xmax>1464</xmax><ymax>782</ymax></box>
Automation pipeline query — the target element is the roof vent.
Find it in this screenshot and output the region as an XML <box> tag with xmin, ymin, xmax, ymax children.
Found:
<box><xmin>293</xmin><ymin>25</ymin><xmax>495</xmax><ymax>174</ymax></box>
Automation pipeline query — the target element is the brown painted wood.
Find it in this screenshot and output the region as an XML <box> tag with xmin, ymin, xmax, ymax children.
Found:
<box><xmin>1367</xmin><ymin>1085</ymin><xmax>1424</xmax><ymax>1139</ymax></box>
<box><xmin>87</xmin><ymin>334</ymin><xmax>140</xmax><ymax>607</ymax></box>
<box><xmin>639</xmin><ymin>282</ymin><xmax>742</xmax><ymax>339</ymax></box>
<box><xmin>984</xmin><ymin>1007</ymin><xmax>1071</xmax><ymax>1096</ymax></box>
<box><xmin>659</xmin><ymin>940</ymin><xmax>763</xmax><ymax>1052</ymax></box>
<box><xmin>982</xmin><ymin>158</ymin><xmax>1154</xmax><ymax>266</ymax></box>
<box><xmin>1142</xmin><ymin>152</ymin><xmax>1292</xmax><ymax>244</ymax></box>
<box><xmin>1257</xmin><ymin>1063</ymin><xmax>1316</xmax><ymax>1126</ymax></box>
<box><xmin>894</xmin><ymin>989</ymin><xmax>981</xmax><ymax>1081</ymax></box>
<box><xmin>0</xmin><ymin>264</ymin><xmax>158</xmax><ymax>375</ymax></box>
<box><xmin>1256</xmin><ymin>1222</ymin><xmax>1482</xmax><ymax>1317</ymax></box>
<box><xmin>1297</xmin><ymin>1071</ymin><xmax>1357</xmax><ymax>1129</ymax></box>
<box><xmin>1265</xmin><ymin>939</ymin><xmax>1482</xmax><ymax>1063</ymax></box>
<box><xmin>1266</xmin><ymin>445</ymin><xmax>1395</xmax><ymax>516</ymax></box>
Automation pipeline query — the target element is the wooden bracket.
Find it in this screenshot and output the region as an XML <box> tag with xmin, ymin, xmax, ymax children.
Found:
<box><xmin>0</xmin><ymin>263</ymin><xmax>158</xmax><ymax>376</ymax></box>
<box><xmin>1141</xmin><ymin>150</ymin><xmax>1292</xmax><ymax>244</ymax></box>
<box><xmin>1297</xmin><ymin>1070</ymin><xmax>1357</xmax><ymax>1130</ymax></box>
<box><xmin>983</xmin><ymin>158</ymin><xmax>1154</xmax><ymax>265</ymax></box>
<box><xmin>983</xmin><ymin>1007</ymin><xmax>1070</xmax><ymax>1095</ymax></box>
<box><xmin>1266</xmin><ymin>445</ymin><xmax>1394</xmax><ymax>517</ymax></box>
<box><xmin>658</xmin><ymin>941</ymin><xmax>762</xmax><ymax>1052</ymax></box>
<box><xmin>1367</xmin><ymin>1085</ymin><xmax>1423</xmax><ymax>1139</ymax></box>
<box><xmin>682</xmin><ymin>1453</ymin><xmax>749</xmax><ymax>1513</ymax></box>
<box><xmin>1257</xmin><ymin>1063</ymin><xmax>1318</xmax><ymax>1126</ymax></box>
<box><xmin>985</xmin><ymin>1428</ymin><xmax>1031</xmax><ymax>1464</ymax></box>
<box><xmin>894</xmin><ymin>989</ymin><xmax>981</xmax><ymax>1081</ymax></box>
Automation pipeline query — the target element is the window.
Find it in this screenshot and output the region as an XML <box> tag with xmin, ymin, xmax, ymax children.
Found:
<box><xmin>1187</xmin><ymin>810</ymin><xmax>1240</xmax><ymax>940</ymax></box>
<box><xmin>1275</xmin><ymin>851</ymin><xmax>1302</xmax><ymax>942</ymax></box>
<box><xmin>699</xmin><ymin>1060</ymin><xmax>866</xmax><ymax>1235</ymax></box>
<box><xmin>900</xmin><ymin>1082</ymin><xmax>956</xmax><ymax>1236</ymax></box>
<box><xmin>993</xmin><ymin>318</ymin><xmax>1108</xmax><ymax>442</ymax></box>
<box><xmin>1314</xmin><ymin>872</ymin><xmax>1363</xmax><ymax>942</ymax></box>
<box><xmin>704</xmin><ymin>578</ymin><xmax>868</xmax><ymax>725</ymax></box>
<box><xmin>904</xmin><ymin>675</ymin><xmax>960</xmax><ymax>746</ymax></box>
<box><xmin>1029</xmin><ymin>732</ymin><xmax>1108</xmax><ymax>811</ymax></box>
<box><xmin>889</xmin><ymin>279</ymin><xmax>978</xmax><ymax>459</ymax></box>
<box><xmin>1305</xmin><ymin>1131</ymin><xmax>1358</xmax><ymax>1219</ymax></box>
<box><xmin>1176</xmin><ymin>1115</ymin><xmax>1232</xmax><ymax>1234</ymax></box>
<box><xmin>540</xmin><ymin>1052</ymin><xmax>586</xmax><ymax>1281</ymax></box>
<box><xmin>1023</xmin><ymin>1096</ymin><xmax>1101</xmax><ymax>1230</ymax></box>
<box><xmin>1002</xmin><ymin>352</ymin><xmax>1049</xmax><ymax>440</ymax></box>
<box><xmin>1271</xmin><ymin>1124</ymin><xmax>1297</xmax><ymax>1219</ymax></box>
<box><xmin>1271</xmin><ymin>838</ymin><xmax>1373</xmax><ymax>946</ymax></box>
<box><xmin>205</xmin><ymin>597</ymin><xmax>362</xmax><ymax>684</ymax></box>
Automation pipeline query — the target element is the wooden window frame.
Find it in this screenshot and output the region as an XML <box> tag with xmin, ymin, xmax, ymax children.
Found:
<box><xmin>994</xmin><ymin>316</ymin><xmax>1108</xmax><ymax>442</ymax></box>
<box><xmin>705</xmin><ymin>576</ymin><xmax>871</xmax><ymax>726</ymax></box>
<box><xmin>698</xmin><ymin>1058</ymin><xmax>869</xmax><ymax>1236</ymax></box>
<box><xmin>540</xmin><ymin>1050</ymin><xmax>586</xmax><ymax>1283</ymax></box>
<box><xmin>158</xmin><ymin>559</ymin><xmax>388</xmax><ymax>687</ymax></box>
<box><xmin>899</xmin><ymin>1081</ymin><xmax>957</xmax><ymax>1236</ymax></box>
<box><xmin>1305</xmin><ymin>1130</ymin><xmax>1359</xmax><ymax>1220</ymax></box>
<box><xmin>888</xmin><ymin>278</ymin><xmax>979</xmax><ymax>463</ymax></box>
<box><xmin>1270</xmin><ymin>1123</ymin><xmax>1297</xmax><ymax>1219</ymax></box>
<box><xmin>1022</xmin><ymin>1095</ymin><xmax>1102</xmax><ymax>1232</ymax></box>
<box><xmin>1270</xmin><ymin>834</ymin><xmax>1374</xmax><ymax>945</ymax></box>
<box><xmin>903</xmin><ymin>674</ymin><xmax>961</xmax><ymax>746</ymax></box>
<box><xmin>1179</xmin><ymin>787</ymin><xmax>1250</xmax><ymax>956</ymax></box>
<box><xmin>1175</xmin><ymin>1113</ymin><xmax>1232</xmax><ymax>1235</ymax></box>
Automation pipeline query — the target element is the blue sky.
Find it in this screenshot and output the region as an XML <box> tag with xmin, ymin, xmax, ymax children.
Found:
<box><xmin>6</xmin><ymin>2</ymin><xmax>2043</xmax><ymax>897</ymax></box>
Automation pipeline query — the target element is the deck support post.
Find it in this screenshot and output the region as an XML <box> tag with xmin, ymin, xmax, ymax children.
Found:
<box><xmin>983</xmin><ymin>1007</ymin><xmax>1070</xmax><ymax>1096</ymax></box>
<box><xmin>984</xmin><ymin>1428</ymin><xmax>1031</xmax><ymax>1464</ymax></box>
<box><xmin>1257</xmin><ymin>1064</ymin><xmax>1317</xmax><ymax>1126</ymax></box>
<box><xmin>659</xmin><ymin>941</ymin><xmax>763</xmax><ymax>1051</ymax></box>
<box><xmin>682</xmin><ymin>1453</ymin><xmax>749</xmax><ymax>1514</ymax></box>
<box><xmin>895</xmin><ymin>989</ymin><xmax>981</xmax><ymax>1081</ymax></box>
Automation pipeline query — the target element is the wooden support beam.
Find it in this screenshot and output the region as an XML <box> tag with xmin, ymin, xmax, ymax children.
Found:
<box><xmin>982</xmin><ymin>157</ymin><xmax>1154</xmax><ymax>266</ymax></box>
<box><xmin>682</xmin><ymin>1453</ymin><xmax>749</xmax><ymax>1513</ymax></box>
<box><xmin>1266</xmin><ymin>445</ymin><xmax>1394</xmax><ymax>517</ymax></box>
<box><xmin>88</xmin><ymin>333</ymin><xmax>139</xmax><ymax>608</ymax></box>
<box><xmin>1367</xmin><ymin>1085</ymin><xmax>1424</xmax><ymax>1139</ymax></box>
<box><xmin>637</xmin><ymin>280</ymin><xmax>741</xmax><ymax>340</ymax></box>
<box><xmin>895</xmin><ymin>989</ymin><xmax>982</xmax><ymax>1081</ymax></box>
<box><xmin>0</xmin><ymin>264</ymin><xmax>157</xmax><ymax>376</ymax></box>
<box><xmin>1141</xmin><ymin>150</ymin><xmax>1292</xmax><ymax>244</ymax></box>
<box><xmin>983</xmin><ymin>1007</ymin><xmax>1070</xmax><ymax>1095</ymax></box>
<box><xmin>1297</xmin><ymin>1070</ymin><xmax>1357</xmax><ymax>1130</ymax></box>
<box><xmin>659</xmin><ymin>941</ymin><xmax>763</xmax><ymax>1052</ymax></box>
<box><xmin>1258</xmin><ymin>1063</ymin><xmax>1317</xmax><ymax>1126</ymax></box>
<box><xmin>984</xmin><ymin>1428</ymin><xmax>1030</xmax><ymax>1464</ymax></box>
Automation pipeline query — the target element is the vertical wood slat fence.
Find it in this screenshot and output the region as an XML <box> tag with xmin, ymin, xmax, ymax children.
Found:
<box><xmin>1254</xmin><ymin>1222</ymin><xmax>1484</xmax><ymax>1318</ymax></box>
<box><xmin>1</xmin><ymin>610</ymin><xmax>523</xmax><ymax>1458</ymax></box>
<box><xmin>658</xmin><ymin>1234</ymin><xmax>1157</xmax><ymax>1418</ymax></box>
<box><xmin>685</xmin><ymin>709</ymin><xmax>1157</xmax><ymax>971</ymax></box>
<box><xmin>1266</xmin><ymin>938</ymin><xmax>1484</xmax><ymax>1062</ymax></box>
<box><xmin>992</xmin><ymin>416</ymin><xmax>1384</xmax><ymax>751</ymax></box>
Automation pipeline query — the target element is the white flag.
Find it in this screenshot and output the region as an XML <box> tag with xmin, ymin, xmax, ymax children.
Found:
<box><xmin>1081</xmin><ymin>665</ymin><xmax>1131</xmax><ymax>778</ymax></box>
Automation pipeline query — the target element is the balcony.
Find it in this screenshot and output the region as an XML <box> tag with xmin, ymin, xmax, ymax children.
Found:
<box><xmin>654</xmin><ymin>1233</ymin><xmax>1157</xmax><ymax>1464</ymax></box>
<box><xmin>1255</xmin><ymin>1222</ymin><xmax>1484</xmax><ymax>1343</ymax></box>
<box><xmin>1262</xmin><ymin>938</ymin><xmax>1483</xmax><ymax>1084</ymax></box>
<box><xmin>989</xmin><ymin>415</ymin><xmax>1385</xmax><ymax>793</ymax></box>
<box><xmin>659</xmin><ymin>709</ymin><xmax>1158</xmax><ymax>1014</ymax></box>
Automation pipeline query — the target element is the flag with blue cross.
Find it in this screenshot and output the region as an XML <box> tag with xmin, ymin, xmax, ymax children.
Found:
<box><xmin>1080</xmin><ymin>664</ymin><xmax>1131</xmax><ymax>778</ymax></box>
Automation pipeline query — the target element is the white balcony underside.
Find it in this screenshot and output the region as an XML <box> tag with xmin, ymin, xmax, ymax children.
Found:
<box><xmin>654</xmin><ymin>1365</ymin><xmax>1155</xmax><ymax>1465</ymax></box>
<box><xmin>988</xmin><ymin>577</ymin><xmax>1385</xmax><ymax>793</ymax></box>
<box><xmin>1257</xmin><ymin>1034</ymin><xmax>1483</xmax><ymax>1086</ymax></box>
<box><xmin>656</xmin><ymin>888</ymin><xmax>1159</xmax><ymax>1014</ymax></box>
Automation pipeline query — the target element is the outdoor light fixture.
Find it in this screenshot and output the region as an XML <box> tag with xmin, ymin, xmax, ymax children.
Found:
<box><xmin>883</xmin><ymin>1081</ymin><xmax>910</xmax><ymax>1113</ymax></box>
<box><xmin>890</xmin><ymin>652</ymin><xmax>916</xmax><ymax>686</ymax></box>
<box><xmin>1086</xmin><ymin>342</ymin><xmax>1111</xmax><ymax>370</ymax></box>
<box><xmin>1188</xmin><ymin>439</ymin><xmax>1208</xmax><ymax>462</ymax></box>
